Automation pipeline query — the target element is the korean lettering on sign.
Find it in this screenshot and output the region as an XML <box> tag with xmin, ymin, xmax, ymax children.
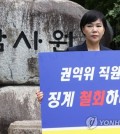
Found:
<box><xmin>0</xmin><ymin>29</ymin><xmax>74</xmax><ymax>52</ymax></box>
<box><xmin>61</xmin><ymin>66</ymin><xmax>120</xmax><ymax>81</ymax></box>
<box><xmin>47</xmin><ymin>89</ymin><xmax>120</xmax><ymax>108</ymax></box>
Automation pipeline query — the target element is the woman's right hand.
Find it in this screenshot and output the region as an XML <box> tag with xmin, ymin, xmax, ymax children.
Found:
<box><xmin>36</xmin><ymin>90</ymin><xmax>44</xmax><ymax>103</ymax></box>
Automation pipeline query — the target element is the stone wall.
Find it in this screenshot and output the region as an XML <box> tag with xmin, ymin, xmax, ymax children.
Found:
<box><xmin>0</xmin><ymin>86</ymin><xmax>40</xmax><ymax>134</ymax></box>
<box><xmin>0</xmin><ymin>0</ymin><xmax>86</xmax><ymax>85</ymax></box>
<box><xmin>0</xmin><ymin>0</ymin><xmax>87</xmax><ymax>133</ymax></box>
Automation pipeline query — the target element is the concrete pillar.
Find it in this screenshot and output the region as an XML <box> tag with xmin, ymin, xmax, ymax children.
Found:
<box><xmin>8</xmin><ymin>120</ymin><xmax>41</xmax><ymax>134</ymax></box>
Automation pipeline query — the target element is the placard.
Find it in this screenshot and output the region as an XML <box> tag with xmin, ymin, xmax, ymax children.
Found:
<box><xmin>38</xmin><ymin>51</ymin><xmax>120</xmax><ymax>134</ymax></box>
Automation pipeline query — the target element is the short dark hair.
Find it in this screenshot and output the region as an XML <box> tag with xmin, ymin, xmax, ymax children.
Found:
<box><xmin>80</xmin><ymin>10</ymin><xmax>107</xmax><ymax>32</ymax></box>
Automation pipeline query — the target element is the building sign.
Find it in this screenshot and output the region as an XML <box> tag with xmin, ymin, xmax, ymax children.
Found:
<box><xmin>0</xmin><ymin>29</ymin><xmax>76</xmax><ymax>52</ymax></box>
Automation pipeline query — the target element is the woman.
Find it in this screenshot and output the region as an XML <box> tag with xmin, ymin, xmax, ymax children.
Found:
<box><xmin>67</xmin><ymin>10</ymin><xmax>111</xmax><ymax>51</ymax></box>
<box><xmin>36</xmin><ymin>10</ymin><xmax>111</xmax><ymax>102</ymax></box>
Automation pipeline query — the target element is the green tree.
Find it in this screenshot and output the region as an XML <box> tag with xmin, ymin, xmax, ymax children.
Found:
<box><xmin>70</xmin><ymin>0</ymin><xmax>115</xmax><ymax>14</ymax></box>
<box><xmin>106</xmin><ymin>0</ymin><xmax>120</xmax><ymax>49</ymax></box>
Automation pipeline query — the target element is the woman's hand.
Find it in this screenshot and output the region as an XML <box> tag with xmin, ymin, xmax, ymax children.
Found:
<box><xmin>36</xmin><ymin>90</ymin><xmax>44</xmax><ymax>103</ymax></box>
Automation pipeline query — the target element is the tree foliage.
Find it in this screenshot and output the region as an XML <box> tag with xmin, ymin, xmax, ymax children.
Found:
<box><xmin>70</xmin><ymin>0</ymin><xmax>115</xmax><ymax>14</ymax></box>
<box><xmin>106</xmin><ymin>0</ymin><xmax>120</xmax><ymax>48</ymax></box>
